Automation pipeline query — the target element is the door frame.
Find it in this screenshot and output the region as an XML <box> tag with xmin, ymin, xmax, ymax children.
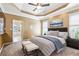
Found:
<box><xmin>12</xmin><ymin>19</ymin><xmax>23</xmax><ymax>42</ymax></box>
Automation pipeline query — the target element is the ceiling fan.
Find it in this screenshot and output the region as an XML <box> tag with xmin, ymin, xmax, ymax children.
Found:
<box><xmin>28</xmin><ymin>3</ymin><xmax>50</xmax><ymax>11</ymax></box>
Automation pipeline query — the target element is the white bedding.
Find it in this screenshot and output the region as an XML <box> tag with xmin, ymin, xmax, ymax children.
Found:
<box><xmin>31</xmin><ymin>36</ymin><xmax>55</xmax><ymax>56</ymax></box>
<box><xmin>31</xmin><ymin>35</ymin><xmax>66</xmax><ymax>56</ymax></box>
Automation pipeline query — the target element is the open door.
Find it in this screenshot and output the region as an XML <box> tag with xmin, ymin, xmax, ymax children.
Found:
<box><xmin>12</xmin><ymin>20</ymin><xmax>22</xmax><ymax>42</ymax></box>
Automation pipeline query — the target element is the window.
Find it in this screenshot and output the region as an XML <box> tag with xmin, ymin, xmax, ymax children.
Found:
<box><xmin>69</xmin><ymin>13</ymin><xmax>79</xmax><ymax>39</ymax></box>
<box><xmin>42</xmin><ymin>20</ymin><xmax>48</xmax><ymax>35</ymax></box>
<box><xmin>0</xmin><ymin>18</ymin><xmax>4</xmax><ymax>34</ymax></box>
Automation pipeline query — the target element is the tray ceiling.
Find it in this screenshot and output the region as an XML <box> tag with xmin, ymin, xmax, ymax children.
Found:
<box><xmin>14</xmin><ymin>3</ymin><xmax>68</xmax><ymax>16</ymax></box>
<box><xmin>0</xmin><ymin>3</ymin><xmax>79</xmax><ymax>20</ymax></box>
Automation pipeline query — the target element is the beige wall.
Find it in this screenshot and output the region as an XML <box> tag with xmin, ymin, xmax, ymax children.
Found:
<box><xmin>0</xmin><ymin>36</ymin><xmax>2</xmax><ymax>48</ymax></box>
<box><xmin>31</xmin><ymin>20</ymin><xmax>41</xmax><ymax>36</ymax></box>
<box><xmin>48</xmin><ymin>13</ymin><xmax>69</xmax><ymax>28</ymax></box>
<box><xmin>0</xmin><ymin>12</ymin><xmax>36</xmax><ymax>48</ymax></box>
<box><xmin>40</xmin><ymin>13</ymin><xmax>69</xmax><ymax>35</ymax></box>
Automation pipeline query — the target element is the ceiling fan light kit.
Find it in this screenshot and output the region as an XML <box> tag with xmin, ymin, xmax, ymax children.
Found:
<box><xmin>28</xmin><ymin>3</ymin><xmax>50</xmax><ymax>11</ymax></box>
<box><xmin>37</xmin><ymin>5</ymin><xmax>42</xmax><ymax>9</ymax></box>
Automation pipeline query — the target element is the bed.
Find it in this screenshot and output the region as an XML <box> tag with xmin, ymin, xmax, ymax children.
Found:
<box><xmin>30</xmin><ymin>28</ymin><xmax>79</xmax><ymax>56</ymax></box>
<box><xmin>31</xmin><ymin>35</ymin><xmax>67</xmax><ymax>56</ymax></box>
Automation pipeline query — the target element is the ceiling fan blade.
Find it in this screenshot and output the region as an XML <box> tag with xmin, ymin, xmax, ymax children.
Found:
<box><xmin>41</xmin><ymin>4</ymin><xmax>50</xmax><ymax>7</ymax></box>
<box><xmin>33</xmin><ymin>7</ymin><xmax>37</xmax><ymax>11</ymax></box>
<box><xmin>28</xmin><ymin>3</ymin><xmax>37</xmax><ymax>6</ymax></box>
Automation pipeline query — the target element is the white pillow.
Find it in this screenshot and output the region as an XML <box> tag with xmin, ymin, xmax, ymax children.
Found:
<box><xmin>59</xmin><ymin>32</ymin><xmax>68</xmax><ymax>39</ymax></box>
<box><xmin>47</xmin><ymin>31</ymin><xmax>59</xmax><ymax>36</ymax></box>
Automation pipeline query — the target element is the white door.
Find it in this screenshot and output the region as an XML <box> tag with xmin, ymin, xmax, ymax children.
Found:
<box><xmin>12</xmin><ymin>20</ymin><xmax>22</xmax><ymax>42</ymax></box>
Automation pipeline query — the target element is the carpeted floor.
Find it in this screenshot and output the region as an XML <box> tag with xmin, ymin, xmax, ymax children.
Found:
<box><xmin>53</xmin><ymin>47</ymin><xmax>79</xmax><ymax>56</ymax></box>
<box><xmin>0</xmin><ymin>41</ymin><xmax>79</xmax><ymax>56</ymax></box>
<box><xmin>0</xmin><ymin>42</ymin><xmax>25</xmax><ymax>56</ymax></box>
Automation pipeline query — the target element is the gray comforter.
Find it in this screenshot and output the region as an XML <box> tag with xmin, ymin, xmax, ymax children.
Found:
<box><xmin>38</xmin><ymin>35</ymin><xmax>64</xmax><ymax>52</ymax></box>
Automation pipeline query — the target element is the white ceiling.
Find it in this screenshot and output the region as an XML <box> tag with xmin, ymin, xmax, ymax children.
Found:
<box><xmin>0</xmin><ymin>3</ymin><xmax>79</xmax><ymax>20</ymax></box>
<box><xmin>14</xmin><ymin>3</ymin><xmax>67</xmax><ymax>15</ymax></box>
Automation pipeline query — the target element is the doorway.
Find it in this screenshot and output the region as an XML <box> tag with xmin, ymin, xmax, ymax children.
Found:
<box><xmin>12</xmin><ymin>20</ymin><xmax>22</xmax><ymax>42</ymax></box>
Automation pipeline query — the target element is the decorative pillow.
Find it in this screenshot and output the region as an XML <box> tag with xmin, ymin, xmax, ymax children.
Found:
<box><xmin>58</xmin><ymin>32</ymin><xmax>68</xmax><ymax>39</ymax></box>
<box><xmin>47</xmin><ymin>31</ymin><xmax>59</xmax><ymax>36</ymax></box>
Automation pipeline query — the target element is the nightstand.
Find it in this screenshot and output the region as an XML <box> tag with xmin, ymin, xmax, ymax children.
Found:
<box><xmin>66</xmin><ymin>37</ymin><xmax>79</xmax><ymax>49</ymax></box>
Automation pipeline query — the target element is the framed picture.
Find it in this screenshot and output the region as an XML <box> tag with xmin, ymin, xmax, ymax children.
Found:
<box><xmin>0</xmin><ymin>18</ymin><xmax>4</xmax><ymax>34</ymax></box>
<box><xmin>50</xmin><ymin>19</ymin><xmax>63</xmax><ymax>27</ymax></box>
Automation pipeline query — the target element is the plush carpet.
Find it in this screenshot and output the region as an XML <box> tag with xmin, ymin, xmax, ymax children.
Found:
<box><xmin>0</xmin><ymin>42</ymin><xmax>79</xmax><ymax>56</ymax></box>
<box><xmin>53</xmin><ymin>47</ymin><xmax>79</xmax><ymax>56</ymax></box>
<box><xmin>0</xmin><ymin>42</ymin><xmax>24</xmax><ymax>56</ymax></box>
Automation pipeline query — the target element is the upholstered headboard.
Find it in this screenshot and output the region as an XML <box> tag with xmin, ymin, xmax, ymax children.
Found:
<box><xmin>48</xmin><ymin>27</ymin><xmax>68</xmax><ymax>39</ymax></box>
<box><xmin>48</xmin><ymin>27</ymin><xmax>68</xmax><ymax>32</ymax></box>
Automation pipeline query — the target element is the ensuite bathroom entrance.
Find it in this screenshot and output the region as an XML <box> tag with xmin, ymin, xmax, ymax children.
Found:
<box><xmin>12</xmin><ymin>20</ymin><xmax>22</xmax><ymax>42</ymax></box>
